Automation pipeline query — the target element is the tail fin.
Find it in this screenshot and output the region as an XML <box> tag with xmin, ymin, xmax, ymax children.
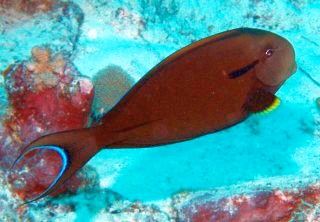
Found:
<box><xmin>11</xmin><ymin>128</ymin><xmax>99</xmax><ymax>204</ymax></box>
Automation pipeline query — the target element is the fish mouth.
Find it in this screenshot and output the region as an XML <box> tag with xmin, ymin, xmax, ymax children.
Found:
<box><xmin>268</xmin><ymin>61</ymin><xmax>296</xmax><ymax>94</ymax></box>
<box><xmin>291</xmin><ymin>61</ymin><xmax>297</xmax><ymax>74</ymax></box>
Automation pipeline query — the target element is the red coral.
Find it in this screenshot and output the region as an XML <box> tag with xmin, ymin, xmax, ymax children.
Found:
<box><xmin>1</xmin><ymin>46</ymin><xmax>94</xmax><ymax>201</ymax></box>
<box><xmin>180</xmin><ymin>185</ymin><xmax>320</xmax><ymax>222</ymax></box>
<box><xmin>0</xmin><ymin>0</ymin><xmax>57</xmax><ymax>14</ymax></box>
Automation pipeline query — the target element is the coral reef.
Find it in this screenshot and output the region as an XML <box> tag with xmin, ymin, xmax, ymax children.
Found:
<box><xmin>111</xmin><ymin>7</ymin><xmax>146</xmax><ymax>39</ymax></box>
<box><xmin>0</xmin><ymin>0</ymin><xmax>320</xmax><ymax>220</ymax></box>
<box><xmin>91</xmin><ymin>65</ymin><xmax>135</xmax><ymax>120</ymax></box>
<box><xmin>93</xmin><ymin>197</ymin><xmax>171</xmax><ymax>221</ymax></box>
<box><xmin>1</xmin><ymin>46</ymin><xmax>95</xmax><ymax>201</ymax></box>
<box><xmin>0</xmin><ymin>166</ymin><xmax>77</xmax><ymax>221</ymax></box>
<box><xmin>0</xmin><ymin>0</ymin><xmax>84</xmax><ymax>71</ymax></box>
<box><xmin>0</xmin><ymin>0</ymin><xmax>57</xmax><ymax>14</ymax></box>
<box><xmin>174</xmin><ymin>183</ymin><xmax>320</xmax><ymax>221</ymax></box>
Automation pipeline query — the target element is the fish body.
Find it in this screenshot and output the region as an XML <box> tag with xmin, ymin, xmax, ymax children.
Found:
<box><xmin>93</xmin><ymin>28</ymin><xmax>296</xmax><ymax>148</ymax></box>
<box><xmin>12</xmin><ymin>27</ymin><xmax>297</xmax><ymax>203</ymax></box>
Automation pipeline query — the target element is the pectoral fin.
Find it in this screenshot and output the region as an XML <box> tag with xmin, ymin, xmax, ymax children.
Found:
<box><xmin>244</xmin><ymin>89</ymin><xmax>281</xmax><ymax>114</ymax></box>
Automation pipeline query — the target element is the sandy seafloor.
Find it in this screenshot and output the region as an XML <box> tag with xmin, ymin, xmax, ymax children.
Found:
<box><xmin>1</xmin><ymin>0</ymin><xmax>320</xmax><ymax>221</ymax></box>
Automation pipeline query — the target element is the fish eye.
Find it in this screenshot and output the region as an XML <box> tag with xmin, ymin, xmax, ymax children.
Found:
<box><xmin>265</xmin><ymin>48</ymin><xmax>274</xmax><ymax>57</ymax></box>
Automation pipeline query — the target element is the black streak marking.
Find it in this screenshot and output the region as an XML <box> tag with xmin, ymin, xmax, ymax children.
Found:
<box><xmin>229</xmin><ymin>60</ymin><xmax>259</xmax><ymax>79</ymax></box>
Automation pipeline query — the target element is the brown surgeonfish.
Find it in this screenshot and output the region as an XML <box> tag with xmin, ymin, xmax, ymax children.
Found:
<box><xmin>11</xmin><ymin>27</ymin><xmax>297</xmax><ymax>203</ymax></box>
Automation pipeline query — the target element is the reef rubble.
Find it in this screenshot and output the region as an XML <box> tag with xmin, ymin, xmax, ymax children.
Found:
<box><xmin>1</xmin><ymin>46</ymin><xmax>95</xmax><ymax>201</ymax></box>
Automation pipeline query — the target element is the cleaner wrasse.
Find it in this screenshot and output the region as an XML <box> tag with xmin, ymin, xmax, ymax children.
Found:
<box><xmin>11</xmin><ymin>27</ymin><xmax>297</xmax><ymax>203</ymax></box>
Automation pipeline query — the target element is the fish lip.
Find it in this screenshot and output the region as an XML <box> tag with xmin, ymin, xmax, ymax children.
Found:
<box><xmin>291</xmin><ymin>61</ymin><xmax>297</xmax><ymax>74</ymax></box>
<box><xmin>269</xmin><ymin>61</ymin><xmax>296</xmax><ymax>91</ymax></box>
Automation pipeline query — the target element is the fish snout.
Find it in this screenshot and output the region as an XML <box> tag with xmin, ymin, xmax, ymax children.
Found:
<box><xmin>291</xmin><ymin>61</ymin><xmax>297</xmax><ymax>75</ymax></box>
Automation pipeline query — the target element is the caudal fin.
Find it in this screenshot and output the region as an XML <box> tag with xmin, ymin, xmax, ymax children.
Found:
<box><xmin>11</xmin><ymin>128</ymin><xmax>99</xmax><ymax>204</ymax></box>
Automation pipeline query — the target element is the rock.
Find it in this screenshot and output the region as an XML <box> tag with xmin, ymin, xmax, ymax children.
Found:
<box><xmin>0</xmin><ymin>1</ymin><xmax>84</xmax><ymax>71</ymax></box>
<box><xmin>1</xmin><ymin>46</ymin><xmax>94</xmax><ymax>201</ymax></box>
<box><xmin>175</xmin><ymin>183</ymin><xmax>320</xmax><ymax>221</ymax></box>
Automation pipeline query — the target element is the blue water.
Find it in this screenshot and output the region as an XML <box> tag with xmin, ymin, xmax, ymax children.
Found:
<box><xmin>1</xmin><ymin>0</ymin><xmax>320</xmax><ymax>221</ymax></box>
